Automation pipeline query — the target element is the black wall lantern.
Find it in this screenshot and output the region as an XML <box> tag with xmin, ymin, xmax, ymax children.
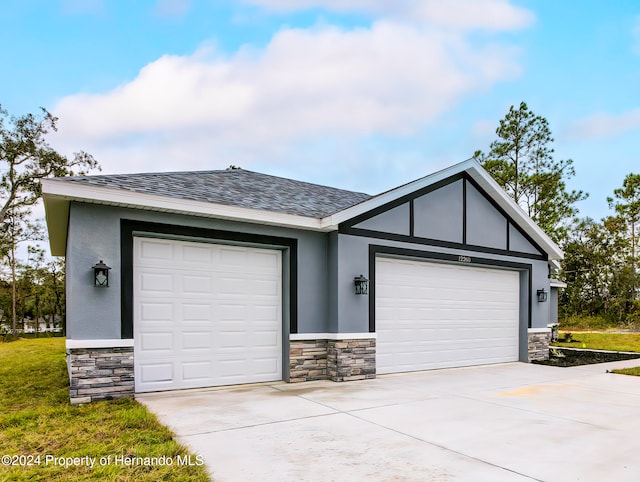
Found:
<box><xmin>536</xmin><ymin>289</ymin><xmax>548</xmax><ymax>302</ymax></box>
<box><xmin>354</xmin><ymin>275</ymin><xmax>369</xmax><ymax>295</ymax></box>
<box><xmin>92</xmin><ymin>260</ymin><xmax>111</xmax><ymax>287</ymax></box>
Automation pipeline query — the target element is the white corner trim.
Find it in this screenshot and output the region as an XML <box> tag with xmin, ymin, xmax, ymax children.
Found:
<box><xmin>66</xmin><ymin>339</ymin><xmax>134</xmax><ymax>349</ymax></box>
<box><xmin>290</xmin><ymin>333</ymin><xmax>377</xmax><ymax>341</ymax></box>
<box><xmin>527</xmin><ymin>328</ymin><xmax>552</xmax><ymax>334</ymax></box>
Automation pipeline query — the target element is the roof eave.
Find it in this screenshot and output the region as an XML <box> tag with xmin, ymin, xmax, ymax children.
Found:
<box><xmin>42</xmin><ymin>160</ymin><xmax>564</xmax><ymax>262</ymax></box>
<box><xmin>41</xmin><ymin>179</ymin><xmax>332</xmax><ymax>255</ymax></box>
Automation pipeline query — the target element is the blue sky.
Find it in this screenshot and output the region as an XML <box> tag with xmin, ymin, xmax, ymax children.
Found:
<box><xmin>1</xmin><ymin>0</ymin><xmax>639</xmax><ymax>223</ymax></box>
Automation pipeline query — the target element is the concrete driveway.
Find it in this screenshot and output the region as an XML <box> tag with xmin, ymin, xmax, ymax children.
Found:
<box><xmin>137</xmin><ymin>360</ymin><xmax>640</xmax><ymax>481</ymax></box>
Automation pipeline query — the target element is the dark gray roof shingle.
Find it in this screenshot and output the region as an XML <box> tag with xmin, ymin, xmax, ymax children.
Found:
<box><xmin>60</xmin><ymin>169</ymin><xmax>372</xmax><ymax>218</ymax></box>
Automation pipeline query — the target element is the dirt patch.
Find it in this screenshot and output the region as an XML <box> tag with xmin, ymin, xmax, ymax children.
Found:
<box><xmin>532</xmin><ymin>348</ymin><xmax>640</xmax><ymax>367</ymax></box>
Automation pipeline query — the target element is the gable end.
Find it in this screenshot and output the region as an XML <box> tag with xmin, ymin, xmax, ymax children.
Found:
<box><xmin>339</xmin><ymin>173</ymin><xmax>547</xmax><ymax>260</ymax></box>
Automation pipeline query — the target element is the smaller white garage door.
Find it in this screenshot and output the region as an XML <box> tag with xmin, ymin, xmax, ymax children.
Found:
<box><xmin>376</xmin><ymin>257</ymin><xmax>520</xmax><ymax>374</ymax></box>
<box><xmin>134</xmin><ymin>237</ymin><xmax>282</xmax><ymax>392</ymax></box>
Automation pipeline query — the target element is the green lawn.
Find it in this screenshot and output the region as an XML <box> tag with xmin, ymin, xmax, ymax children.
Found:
<box><xmin>611</xmin><ymin>367</ymin><xmax>640</xmax><ymax>376</ymax></box>
<box><xmin>552</xmin><ymin>332</ymin><xmax>640</xmax><ymax>352</ymax></box>
<box><xmin>0</xmin><ymin>338</ymin><xmax>210</xmax><ymax>481</ymax></box>
<box><xmin>553</xmin><ymin>332</ymin><xmax>640</xmax><ymax>378</ymax></box>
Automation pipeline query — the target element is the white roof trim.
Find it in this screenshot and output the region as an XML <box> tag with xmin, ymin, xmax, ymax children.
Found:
<box><xmin>324</xmin><ymin>159</ymin><xmax>562</xmax><ymax>260</ymax></box>
<box><xmin>42</xmin><ymin>179</ymin><xmax>324</xmax><ymax>230</ymax></box>
<box><xmin>550</xmin><ymin>279</ymin><xmax>567</xmax><ymax>288</ymax></box>
<box><xmin>42</xmin><ymin>179</ymin><xmax>330</xmax><ymax>254</ymax></box>
<box><xmin>42</xmin><ymin>159</ymin><xmax>563</xmax><ymax>260</ymax></box>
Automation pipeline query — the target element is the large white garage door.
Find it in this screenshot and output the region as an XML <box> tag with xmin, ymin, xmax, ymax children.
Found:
<box><xmin>134</xmin><ymin>237</ymin><xmax>282</xmax><ymax>392</ymax></box>
<box><xmin>376</xmin><ymin>257</ymin><xmax>519</xmax><ymax>374</ymax></box>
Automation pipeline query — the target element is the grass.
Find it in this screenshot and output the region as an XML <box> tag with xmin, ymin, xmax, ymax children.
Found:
<box><xmin>553</xmin><ymin>332</ymin><xmax>640</xmax><ymax>377</ymax></box>
<box><xmin>557</xmin><ymin>315</ymin><xmax>636</xmax><ymax>331</ymax></box>
<box><xmin>0</xmin><ymin>338</ymin><xmax>210</xmax><ymax>481</ymax></box>
<box><xmin>611</xmin><ymin>367</ymin><xmax>640</xmax><ymax>376</ymax></box>
<box><xmin>552</xmin><ymin>332</ymin><xmax>640</xmax><ymax>352</ymax></box>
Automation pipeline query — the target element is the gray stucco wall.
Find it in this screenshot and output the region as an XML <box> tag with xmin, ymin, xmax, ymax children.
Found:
<box><xmin>466</xmin><ymin>183</ymin><xmax>507</xmax><ymax>250</ymax></box>
<box><xmin>347</xmin><ymin>178</ymin><xmax>541</xmax><ymax>258</ymax></box>
<box><xmin>66</xmin><ymin>196</ymin><xmax>554</xmax><ymax>344</ymax></box>
<box><xmin>413</xmin><ymin>179</ymin><xmax>463</xmax><ymax>242</ymax></box>
<box><xmin>66</xmin><ymin>202</ymin><xmax>330</xmax><ymax>339</ymax></box>
<box><xmin>354</xmin><ymin>203</ymin><xmax>410</xmax><ymax>235</ymax></box>
<box><xmin>509</xmin><ymin>224</ymin><xmax>540</xmax><ymax>255</ymax></box>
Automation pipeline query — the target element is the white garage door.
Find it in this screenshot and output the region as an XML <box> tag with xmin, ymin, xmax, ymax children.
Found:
<box><xmin>376</xmin><ymin>257</ymin><xmax>519</xmax><ymax>374</ymax></box>
<box><xmin>134</xmin><ymin>237</ymin><xmax>282</xmax><ymax>392</ymax></box>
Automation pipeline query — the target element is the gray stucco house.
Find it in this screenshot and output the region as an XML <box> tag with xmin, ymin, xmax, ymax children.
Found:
<box><xmin>42</xmin><ymin>159</ymin><xmax>562</xmax><ymax>404</ymax></box>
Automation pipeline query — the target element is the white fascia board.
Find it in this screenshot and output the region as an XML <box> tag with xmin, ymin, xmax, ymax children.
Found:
<box><xmin>466</xmin><ymin>166</ymin><xmax>563</xmax><ymax>260</ymax></box>
<box><xmin>550</xmin><ymin>279</ymin><xmax>568</xmax><ymax>288</ymax></box>
<box><xmin>41</xmin><ymin>179</ymin><xmax>326</xmax><ymax>231</ymax></box>
<box><xmin>321</xmin><ymin>159</ymin><xmax>478</xmax><ymax>228</ymax></box>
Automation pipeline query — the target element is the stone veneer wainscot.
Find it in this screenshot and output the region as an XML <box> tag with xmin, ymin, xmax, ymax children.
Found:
<box><xmin>67</xmin><ymin>347</ymin><xmax>134</xmax><ymax>405</ymax></box>
<box><xmin>527</xmin><ymin>328</ymin><xmax>551</xmax><ymax>362</ymax></box>
<box><xmin>289</xmin><ymin>337</ymin><xmax>376</xmax><ymax>382</ymax></box>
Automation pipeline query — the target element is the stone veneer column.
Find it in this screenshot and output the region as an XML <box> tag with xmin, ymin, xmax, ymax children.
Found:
<box><xmin>327</xmin><ymin>339</ymin><xmax>376</xmax><ymax>381</ymax></box>
<box><xmin>527</xmin><ymin>328</ymin><xmax>551</xmax><ymax>362</ymax></box>
<box><xmin>67</xmin><ymin>347</ymin><xmax>134</xmax><ymax>405</ymax></box>
<box><xmin>289</xmin><ymin>340</ymin><xmax>328</xmax><ymax>382</ymax></box>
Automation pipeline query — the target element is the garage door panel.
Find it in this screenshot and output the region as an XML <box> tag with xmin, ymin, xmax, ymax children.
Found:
<box><xmin>140</xmin><ymin>272</ymin><xmax>174</xmax><ymax>293</ymax></box>
<box><xmin>219</xmin><ymin>247</ymin><xmax>247</xmax><ymax>267</ymax></box>
<box><xmin>181</xmin><ymin>332</ymin><xmax>212</xmax><ymax>350</ymax></box>
<box><xmin>182</xmin><ymin>275</ymin><xmax>212</xmax><ymax>294</ymax></box>
<box><xmin>253</xmin><ymin>330</ymin><xmax>279</xmax><ymax>347</ymax></box>
<box><xmin>137</xmin><ymin>239</ymin><xmax>174</xmax><ymax>262</ymax></box>
<box><xmin>134</xmin><ymin>238</ymin><xmax>282</xmax><ymax>392</ymax></box>
<box><xmin>140</xmin><ymin>363</ymin><xmax>173</xmax><ymax>384</ymax></box>
<box><xmin>139</xmin><ymin>302</ymin><xmax>174</xmax><ymax>321</ymax></box>
<box><xmin>140</xmin><ymin>332</ymin><xmax>173</xmax><ymax>351</ymax></box>
<box><xmin>254</xmin><ymin>305</ymin><xmax>279</xmax><ymax>322</ymax></box>
<box><xmin>182</xmin><ymin>361</ymin><xmax>213</xmax><ymax>381</ymax></box>
<box><xmin>182</xmin><ymin>245</ymin><xmax>213</xmax><ymax>264</ymax></box>
<box><xmin>181</xmin><ymin>304</ymin><xmax>212</xmax><ymax>321</ymax></box>
<box><xmin>376</xmin><ymin>257</ymin><xmax>519</xmax><ymax>374</ymax></box>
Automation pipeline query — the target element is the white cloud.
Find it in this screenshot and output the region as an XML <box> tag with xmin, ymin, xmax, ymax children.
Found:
<box><xmin>51</xmin><ymin>1</ymin><xmax>530</xmax><ymax>186</ymax></box>
<box><xmin>566</xmin><ymin>108</ymin><xmax>640</xmax><ymax>140</ymax></box>
<box><xmin>243</xmin><ymin>0</ymin><xmax>534</xmax><ymax>31</ymax></box>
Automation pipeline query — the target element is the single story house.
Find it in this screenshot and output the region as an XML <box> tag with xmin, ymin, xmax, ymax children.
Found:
<box><xmin>42</xmin><ymin>159</ymin><xmax>562</xmax><ymax>405</ymax></box>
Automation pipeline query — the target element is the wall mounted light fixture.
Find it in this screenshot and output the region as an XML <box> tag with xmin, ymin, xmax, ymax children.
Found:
<box><xmin>536</xmin><ymin>289</ymin><xmax>548</xmax><ymax>302</ymax></box>
<box><xmin>354</xmin><ymin>275</ymin><xmax>369</xmax><ymax>295</ymax></box>
<box><xmin>92</xmin><ymin>260</ymin><xmax>111</xmax><ymax>287</ymax></box>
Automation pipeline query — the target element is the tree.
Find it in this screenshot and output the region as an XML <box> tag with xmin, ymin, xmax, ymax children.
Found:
<box><xmin>1</xmin><ymin>209</ymin><xmax>43</xmax><ymax>334</ymax></box>
<box><xmin>559</xmin><ymin>217</ymin><xmax>626</xmax><ymax>318</ymax></box>
<box><xmin>0</xmin><ymin>103</ymin><xmax>99</xmax><ymax>334</ymax></box>
<box><xmin>0</xmin><ymin>104</ymin><xmax>98</xmax><ymax>224</ymax></box>
<box><xmin>474</xmin><ymin>102</ymin><xmax>587</xmax><ymax>243</ymax></box>
<box><xmin>607</xmin><ymin>173</ymin><xmax>640</xmax><ymax>299</ymax></box>
<box><xmin>604</xmin><ymin>173</ymin><xmax>640</xmax><ymax>324</ymax></box>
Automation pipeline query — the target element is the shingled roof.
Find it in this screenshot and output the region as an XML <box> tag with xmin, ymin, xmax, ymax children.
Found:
<box><xmin>58</xmin><ymin>169</ymin><xmax>372</xmax><ymax>218</ymax></box>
